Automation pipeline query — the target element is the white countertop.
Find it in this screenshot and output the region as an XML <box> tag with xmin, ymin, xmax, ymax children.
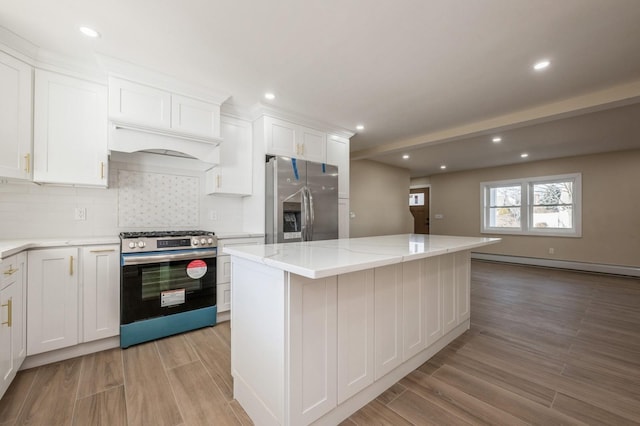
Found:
<box><xmin>224</xmin><ymin>234</ymin><xmax>500</xmax><ymax>279</ymax></box>
<box><xmin>0</xmin><ymin>237</ymin><xmax>120</xmax><ymax>260</ymax></box>
<box><xmin>216</xmin><ymin>232</ymin><xmax>264</xmax><ymax>240</ymax></box>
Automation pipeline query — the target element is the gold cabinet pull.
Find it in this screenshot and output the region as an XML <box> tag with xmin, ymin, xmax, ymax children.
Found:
<box><xmin>70</xmin><ymin>256</ymin><xmax>74</xmax><ymax>275</ymax></box>
<box><xmin>3</xmin><ymin>265</ymin><xmax>18</xmax><ymax>275</ymax></box>
<box><xmin>1</xmin><ymin>299</ymin><xmax>11</xmax><ymax>327</ymax></box>
<box><xmin>216</xmin><ymin>174</ymin><xmax>221</xmax><ymax>189</ymax></box>
<box><xmin>100</xmin><ymin>162</ymin><xmax>105</xmax><ymax>179</ymax></box>
<box><xmin>24</xmin><ymin>153</ymin><xmax>30</xmax><ymax>173</ymax></box>
<box><xmin>301</xmin><ymin>144</ymin><xmax>305</xmax><ymax>156</ymax></box>
<box><xmin>89</xmin><ymin>249</ymin><xmax>116</xmax><ymax>253</ymax></box>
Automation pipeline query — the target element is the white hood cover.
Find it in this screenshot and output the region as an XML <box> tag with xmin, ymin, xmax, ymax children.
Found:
<box><xmin>108</xmin><ymin>123</ymin><xmax>220</xmax><ymax>166</ymax></box>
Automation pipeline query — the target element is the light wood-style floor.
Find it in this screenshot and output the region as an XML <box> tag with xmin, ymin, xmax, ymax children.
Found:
<box><xmin>1</xmin><ymin>261</ymin><xmax>639</xmax><ymax>425</ymax></box>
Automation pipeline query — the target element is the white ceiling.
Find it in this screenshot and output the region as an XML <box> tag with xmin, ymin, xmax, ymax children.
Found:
<box><xmin>2</xmin><ymin>0</ymin><xmax>640</xmax><ymax>176</ymax></box>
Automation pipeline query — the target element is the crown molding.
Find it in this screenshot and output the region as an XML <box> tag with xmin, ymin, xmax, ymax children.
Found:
<box><xmin>97</xmin><ymin>54</ymin><xmax>230</xmax><ymax>105</ymax></box>
<box><xmin>250</xmin><ymin>102</ymin><xmax>355</xmax><ymax>139</ymax></box>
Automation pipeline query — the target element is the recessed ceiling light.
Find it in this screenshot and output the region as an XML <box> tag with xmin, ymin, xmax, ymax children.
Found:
<box><xmin>492</xmin><ymin>136</ymin><xmax>502</xmax><ymax>143</ymax></box>
<box><xmin>79</xmin><ymin>26</ymin><xmax>100</xmax><ymax>38</ymax></box>
<box><xmin>264</xmin><ymin>92</ymin><xmax>275</xmax><ymax>100</ymax></box>
<box><xmin>520</xmin><ymin>153</ymin><xmax>529</xmax><ymax>158</ymax></box>
<box><xmin>356</xmin><ymin>124</ymin><xmax>364</xmax><ymax>131</ymax></box>
<box><xmin>402</xmin><ymin>154</ymin><xmax>410</xmax><ymax>160</ymax></box>
<box><xmin>440</xmin><ymin>165</ymin><xmax>447</xmax><ymax>169</ymax></box>
<box><xmin>533</xmin><ymin>60</ymin><xmax>550</xmax><ymax>71</ymax></box>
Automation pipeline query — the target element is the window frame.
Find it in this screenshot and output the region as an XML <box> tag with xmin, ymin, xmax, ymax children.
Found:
<box><xmin>480</xmin><ymin>173</ymin><xmax>582</xmax><ymax>237</ymax></box>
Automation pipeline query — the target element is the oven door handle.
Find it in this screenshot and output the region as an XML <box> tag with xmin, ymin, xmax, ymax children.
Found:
<box><xmin>122</xmin><ymin>249</ymin><xmax>217</xmax><ymax>266</ymax></box>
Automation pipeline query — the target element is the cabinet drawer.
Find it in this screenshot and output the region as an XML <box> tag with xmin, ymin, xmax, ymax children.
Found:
<box><xmin>218</xmin><ymin>237</ymin><xmax>264</xmax><ymax>254</ymax></box>
<box><xmin>217</xmin><ymin>255</ymin><xmax>231</xmax><ymax>284</ymax></box>
<box><xmin>1</xmin><ymin>255</ymin><xmax>20</xmax><ymax>290</ymax></box>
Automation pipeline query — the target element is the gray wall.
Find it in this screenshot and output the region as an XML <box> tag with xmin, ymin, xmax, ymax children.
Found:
<box><xmin>428</xmin><ymin>149</ymin><xmax>640</xmax><ymax>267</ymax></box>
<box><xmin>349</xmin><ymin>159</ymin><xmax>413</xmax><ymax>238</ymax></box>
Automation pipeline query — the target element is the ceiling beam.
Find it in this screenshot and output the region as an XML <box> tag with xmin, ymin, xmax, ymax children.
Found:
<box><xmin>351</xmin><ymin>78</ymin><xmax>640</xmax><ymax>160</ymax></box>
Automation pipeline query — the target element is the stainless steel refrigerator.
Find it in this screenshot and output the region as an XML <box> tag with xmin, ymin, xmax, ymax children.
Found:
<box><xmin>265</xmin><ymin>156</ymin><xmax>338</xmax><ymax>243</ymax></box>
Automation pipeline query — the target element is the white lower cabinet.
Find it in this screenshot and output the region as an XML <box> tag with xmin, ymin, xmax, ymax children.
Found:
<box><xmin>232</xmin><ymin>250</ymin><xmax>473</xmax><ymax>425</ymax></box>
<box><xmin>402</xmin><ymin>260</ymin><xmax>427</xmax><ymax>361</ymax></box>
<box><xmin>27</xmin><ymin>248</ymin><xmax>79</xmax><ymax>355</ymax></box>
<box><xmin>27</xmin><ymin>245</ymin><xmax>119</xmax><ymax>356</ymax></box>
<box><xmin>337</xmin><ymin>270</ymin><xmax>374</xmax><ymax>403</ymax></box>
<box><xmin>289</xmin><ymin>274</ymin><xmax>337</xmax><ymax>425</ymax></box>
<box><xmin>217</xmin><ymin>237</ymin><xmax>264</xmax><ymax>313</ymax></box>
<box><xmin>373</xmin><ymin>264</ymin><xmax>403</xmax><ymax>380</ymax></box>
<box><xmin>1</xmin><ymin>252</ymin><xmax>27</xmax><ymax>400</ymax></box>
<box><xmin>82</xmin><ymin>246</ymin><xmax>120</xmax><ymax>342</ymax></box>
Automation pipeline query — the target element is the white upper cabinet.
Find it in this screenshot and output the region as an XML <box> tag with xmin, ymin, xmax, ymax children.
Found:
<box><xmin>171</xmin><ymin>94</ymin><xmax>221</xmax><ymax>139</ymax></box>
<box><xmin>33</xmin><ymin>69</ymin><xmax>108</xmax><ymax>186</ymax></box>
<box><xmin>108</xmin><ymin>77</ymin><xmax>171</xmax><ymax>129</ymax></box>
<box><xmin>0</xmin><ymin>51</ymin><xmax>33</xmax><ymax>180</ymax></box>
<box><xmin>205</xmin><ymin>115</ymin><xmax>252</xmax><ymax>196</ymax></box>
<box><xmin>262</xmin><ymin>116</ymin><xmax>327</xmax><ymax>163</ymax></box>
<box><xmin>109</xmin><ymin>77</ymin><xmax>222</xmax><ymax>140</ymax></box>
<box><xmin>326</xmin><ymin>135</ymin><xmax>350</xmax><ymax>199</ymax></box>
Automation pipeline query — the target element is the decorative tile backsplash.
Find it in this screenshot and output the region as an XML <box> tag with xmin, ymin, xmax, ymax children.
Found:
<box><xmin>117</xmin><ymin>170</ymin><xmax>199</xmax><ymax>228</ymax></box>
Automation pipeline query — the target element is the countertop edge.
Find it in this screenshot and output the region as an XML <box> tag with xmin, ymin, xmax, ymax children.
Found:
<box><xmin>1</xmin><ymin>237</ymin><xmax>120</xmax><ymax>260</ymax></box>
<box><xmin>225</xmin><ymin>236</ymin><xmax>501</xmax><ymax>279</ymax></box>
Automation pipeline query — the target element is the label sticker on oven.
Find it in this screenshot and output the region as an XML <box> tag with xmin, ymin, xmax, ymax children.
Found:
<box><xmin>186</xmin><ymin>259</ymin><xmax>207</xmax><ymax>279</ymax></box>
<box><xmin>161</xmin><ymin>289</ymin><xmax>185</xmax><ymax>307</ymax></box>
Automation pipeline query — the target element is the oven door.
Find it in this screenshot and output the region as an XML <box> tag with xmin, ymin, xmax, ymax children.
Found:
<box><xmin>121</xmin><ymin>249</ymin><xmax>216</xmax><ymax>325</ymax></box>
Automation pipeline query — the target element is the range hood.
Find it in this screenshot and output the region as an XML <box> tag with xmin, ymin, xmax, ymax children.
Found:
<box><xmin>108</xmin><ymin>121</ymin><xmax>221</xmax><ymax>166</ymax></box>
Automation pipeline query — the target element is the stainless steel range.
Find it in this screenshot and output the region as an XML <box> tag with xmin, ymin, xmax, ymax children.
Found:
<box><xmin>119</xmin><ymin>230</ymin><xmax>217</xmax><ymax>348</ymax></box>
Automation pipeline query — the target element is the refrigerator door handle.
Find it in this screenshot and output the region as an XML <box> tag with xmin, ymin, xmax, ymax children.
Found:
<box><xmin>301</xmin><ymin>186</ymin><xmax>309</xmax><ymax>241</ymax></box>
<box><xmin>306</xmin><ymin>187</ymin><xmax>314</xmax><ymax>240</ymax></box>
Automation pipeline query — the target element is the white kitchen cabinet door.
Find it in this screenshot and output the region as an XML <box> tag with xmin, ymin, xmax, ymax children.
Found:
<box><xmin>33</xmin><ymin>70</ymin><xmax>108</xmax><ymax>186</ymax></box>
<box><xmin>338</xmin><ymin>198</ymin><xmax>350</xmax><ymax>239</ymax></box>
<box><xmin>299</xmin><ymin>126</ymin><xmax>326</xmax><ymax>163</ymax></box>
<box><xmin>402</xmin><ymin>260</ymin><xmax>427</xmax><ymax>361</ymax></box>
<box><xmin>108</xmin><ymin>77</ymin><xmax>171</xmax><ymax>129</ymax></box>
<box><xmin>264</xmin><ymin>116</ymin><xmax>298</xmax><ymax>157</ymax></box>
<box><xmin>289</xmin><ymin>274</ymin><xmax>337</xmax><ymax>425</ymax></box>
<box><xmin>205</xmin><ymin>115</ymin><xmax>252</xmax><ymax>196</ymax></box>
<box><xmin>326</xmin><ymin>135</ymin><xmax>350</xmax><ymax>199</ymax></box>
<box><xmin>441</xmin><ymin>253</ymin><xmax>458</xmax><ymax>335</ymax></box>
<box><xmin>0</xmin><ymin>51</ymin><xmax>32</xmax><ymax>180</ymax></box>
<box><xmin>1</xmin><ymin>252</ymin><xmax>27</xmax><ymax>400</ymax></box>
<box><xmin>263</xmin><ymin>116</ymin><xmax>327</xmax><ymax>162</ymax></box>
<box><xmin>171</xmin><ymin>94</ymin><xmax>221</xmax><ymax>139</ymax></box>
<box><xmin>337</xmin><ymin>270</ymin><xmax>374</xmax><ymax>403</ymax></box>
<box><xmin>27</xmin><ymin>248</ymin><xmax>79</xmax><ymax>355</ymax></box>
<box><xmin>373</xmin><ymin>264</ymin><xmax>403</xmax><ymax>380</ymax></box>
<box><xmin>455</xmin><ymin>250</ymin><xmax>471</xmax><ymax>324</ymax></box>
<box><xmin>217</xmin><ymin>283</ymin><xmax>231</xmax><ymax>313</ymax></box>
<box><xmin>424</xmin><ymin>256</ymin><xmax>443</xmax><ymax>345</ymax></box>
<box><xmin>82</xmin><ymin>246</ymin><xmax>120</xmax><ymax>342</ymax></box>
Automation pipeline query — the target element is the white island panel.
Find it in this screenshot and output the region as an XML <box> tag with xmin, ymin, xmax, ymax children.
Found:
<box><xmin>230</xmin><ymin>234</ymin><xmax>500</xmax><ymax>426</ymax></box>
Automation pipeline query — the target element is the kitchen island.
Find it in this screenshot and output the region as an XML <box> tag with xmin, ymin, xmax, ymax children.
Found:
<box><xmin>225</xmin><ymin>234</ymin><xmax>500</xmax><ymax>426</ymax></box>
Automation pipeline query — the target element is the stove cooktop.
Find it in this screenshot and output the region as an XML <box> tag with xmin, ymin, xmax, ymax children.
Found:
<box><xmin>120</xmin><ymin>230</ymin><xmax>215</xmax><ymax>239</ymax></box>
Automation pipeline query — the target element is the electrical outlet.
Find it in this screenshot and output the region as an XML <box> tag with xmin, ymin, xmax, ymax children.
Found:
<box><xmin>209</xmin><ymin>210</ymin><xmax>218</xmax><ymax>221</ymax></box>
<box><xmin>74</xmin><ymin>207</ymin><xmax>87</xmax><ymax>221</ymax></box>
<box><xmin>435</xmin><ymin>214</ymin><xmax>444</xmax><ymax>219</ymax></box>
<box><xmin>548</xmin><ymin>247</ymin><xmax>555</xmax><ymax>255</ymax></box>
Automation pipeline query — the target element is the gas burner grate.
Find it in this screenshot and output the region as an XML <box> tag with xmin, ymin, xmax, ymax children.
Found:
<box><xmin>120</xmin><ymin>230</ymin><xmax>215</xmax><ymax>239</ymax></box>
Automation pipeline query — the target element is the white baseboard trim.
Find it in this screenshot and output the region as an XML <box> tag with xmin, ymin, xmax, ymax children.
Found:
<box><xmin>21</xmin><ymin>336</ymin><xmax>120</xmax><ymax>370</ymax></box>
<box><xmin>471</xmin><ymin>253</ymin><xmax>640</xmax><ymax>277</ymax></box>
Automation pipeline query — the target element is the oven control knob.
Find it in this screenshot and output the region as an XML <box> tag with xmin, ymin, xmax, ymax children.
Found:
<box><xmin>200</xmin><ymin>238</ymin><xmax>207</xmax><ymax>245</ymax></box>
<box><xmin>192</xmin><ymin>238</ymin><xmax>199</xmax><ymax>245</ymax></box>
<box><xmin>128</xmin><ymin>242</ymin><xmax>136</xmax><ymax>249</ymax></box>
<box><xmin>207</xmin><ymin>238</ymin><xmax>213</xmax><ymax>244</ymax></box>
<box><xmin>137</xmin><ymin>241</ymin><xmax>146</xmax><ymax>248</ymax></box>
